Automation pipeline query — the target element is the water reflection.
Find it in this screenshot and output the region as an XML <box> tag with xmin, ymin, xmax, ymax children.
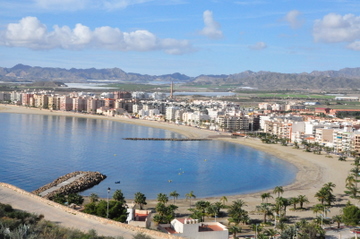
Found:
<box><xmin>0</xmin><ymin>113</ymin><xmax>297</xmax><ymax>199</ymax></box>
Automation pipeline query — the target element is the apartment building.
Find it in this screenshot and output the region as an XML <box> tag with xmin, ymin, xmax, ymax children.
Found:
<box><xmin>218</xmin><ymin>116</ymin><xmax>250</xmax><ymax>132</ymax></box>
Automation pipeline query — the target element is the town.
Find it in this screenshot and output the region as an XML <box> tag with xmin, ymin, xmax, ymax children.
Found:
<box><xmin>1</xmin><ymin>89</ymin><xmax>360</xmax><ymax>158</ymax></box>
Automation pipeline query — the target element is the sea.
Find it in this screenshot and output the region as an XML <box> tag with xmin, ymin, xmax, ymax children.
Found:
<box><xmin>0</xmin><ymin>113</ymin><xmax>297</xmax><ymax>200</ymax></box>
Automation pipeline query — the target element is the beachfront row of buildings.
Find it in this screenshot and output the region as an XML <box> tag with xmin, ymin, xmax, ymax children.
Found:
<box><xmin>2</xmin><ymin>89</ymin><xmax>360</xmax><ymax>156</ymax></box>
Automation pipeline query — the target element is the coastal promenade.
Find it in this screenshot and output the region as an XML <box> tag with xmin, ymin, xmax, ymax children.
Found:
<box><xmin>0</xmin><ymin>183</ymin><xmax>183</xmax><ymax>239</ymax></box>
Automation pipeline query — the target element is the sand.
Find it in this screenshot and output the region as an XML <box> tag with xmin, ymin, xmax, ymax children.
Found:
<box><xmin>0</xmin><ymin>104</ymin><xmax>354</xmax><ymax>229</ymax></box>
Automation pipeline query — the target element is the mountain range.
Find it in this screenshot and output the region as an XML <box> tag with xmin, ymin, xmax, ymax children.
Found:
<box><xmin>1</xmin><ymin>64</ymin><xmax>360</xmax><ymax>90</ymax></box>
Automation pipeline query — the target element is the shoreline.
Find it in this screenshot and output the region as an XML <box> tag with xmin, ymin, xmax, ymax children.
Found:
<box><xmin>0</xmin><ymin>104</ymin><xmax>353</xmax><ymax>221</ymax></box>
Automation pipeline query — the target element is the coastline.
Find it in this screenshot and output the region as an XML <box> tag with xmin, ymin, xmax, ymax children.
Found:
<box><xmin>0</xmin><ymin>104</ymin><xmax>353</xmax><ymax>222</ymax></box>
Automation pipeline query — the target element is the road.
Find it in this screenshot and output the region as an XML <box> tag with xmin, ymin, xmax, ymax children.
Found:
<box><xmin>0</xmin><ymin>184</ymin><xmax>167</xmax><ymax>239</ymax></box>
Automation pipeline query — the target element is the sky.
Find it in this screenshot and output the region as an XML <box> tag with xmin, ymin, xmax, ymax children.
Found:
<box><xmin>1</xmin><ymin>0</ymin><xmax>360</xmax><ymax>77</ymax></box>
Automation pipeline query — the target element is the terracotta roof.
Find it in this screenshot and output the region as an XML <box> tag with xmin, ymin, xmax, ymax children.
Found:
<box><xmin>134</xmin><ymin>213</ymin><xmax>148</xmax><ymax>221</ymax></box>
<box><xmin>199</xmin><ymin>224</ymin><xmax>225</xmax><ymax>232</ymax></box>
<box><xmin>163</xmin><ymin>227</ymin><xmax>178</xmax><ymax>234</ymax></box>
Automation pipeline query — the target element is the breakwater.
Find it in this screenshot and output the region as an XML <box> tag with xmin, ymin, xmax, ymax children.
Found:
<box><xmin>123</xmin><ymin>138</ymin><xmax>211</xmax><ymax>141</ymax></box>
<box><xmin>32</xmin><ymin>171</ymin><xmax>106</xmax><ymax>199</ymax></box>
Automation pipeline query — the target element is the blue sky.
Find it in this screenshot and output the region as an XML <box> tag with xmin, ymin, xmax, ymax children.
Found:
<box><xmin>1</xmin><ymin>0</ymin><xmax>360</xmax><ymax>77</ymax></box>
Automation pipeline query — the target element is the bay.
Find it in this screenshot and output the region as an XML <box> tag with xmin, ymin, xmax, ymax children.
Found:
<box><xmin>0</xmin><ymin>113</ymin><xmax>297</xmax><ymax>199</ymax></box>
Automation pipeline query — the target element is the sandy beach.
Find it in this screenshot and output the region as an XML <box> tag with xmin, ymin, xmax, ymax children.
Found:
<box><xmin>0</xmin><ymin>104</ymin><xmax>354</xmax><ymax>229</ymax></box>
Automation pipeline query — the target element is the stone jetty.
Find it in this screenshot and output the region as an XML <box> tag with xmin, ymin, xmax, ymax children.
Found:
<box><xmin>123</xmin><ymin>138</ymin><xmax>211</xmax><ymax>141</ymax></box>
<box><xmin>32</xmin><ymin>171</ymin><xmax>106</xmax><ymax>199</ymax></box>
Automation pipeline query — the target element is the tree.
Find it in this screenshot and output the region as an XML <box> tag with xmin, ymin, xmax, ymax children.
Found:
<box><xmin>220</xmin><ymin>196</ymin><xmax>228</xmax><ymax>206</ymax></box>
<box><xmin>342</xmin><ymin>203</ymin><xmax>360</xmax><ymax>226</ymax></box>
<box><xmin>83</xmin><ymin>200</ymin><xmax>128</xmax><ymax>222</ymax></box>
<box><xmin>228</xmin><ymin>200</ymin><xmax>249</xmax><ymax>226</ymax></box>
<box><xmin>89</xmin><ymin>193</ymin><xmax>99</xmax><ymax>203</ymax></box>
<box><xmin>264</xmin><ymin>228</ymin><xmax>278</xmax><ymax>239</ymax></box>
<box><xmin>297</xmin><ymin>195</ymin><xmax>309</xmax><ymax>209</ymax></box>
<box><xmin>276</xmin><ymin>197</ymin><xmax>290</xmax><ymax>216</ymax></box>
<box><xmin>228</xmin><ymin>225</ymin><xmax>242</xmax><ymax>239</ymax></box>
<box><xmin>154</xmin><ymin>202</ymin><xmax>178</xmax><ymax>224</ymax></box>
<box><xmin>207</xmin><ymin>202</ymin><xmax>223</xmax><ymax>219</ymax></box>
<box><xmin>185</xmin><ymin>191</ymin><xmax>196</xmax><ymax>207</ymax></box>
<box><xmin>134</xmin><ymin>192</ymin><xmax>147</xmax><ymax>210</ymax></box>
<box><xmin>332</xmin><ymin>215</ymin><xmax>342</xmax><ymax>229</ymax></box>
<box><xmin>289</xmin><ymin>197</ymin><xmax>299</xmax><ymax>210</ymax></box>
<box><xmin>157</xmin><ymin>193</ymin><xmax>169</xmax><ymax>204</ymax></box>
<box><xmin>261</xmin><ymin>192</ymin><xmax>273</xmax><ymax>203</ymax></box>
<box><xmin>169</xmin><ymin>191</ymin><xmax>179</xmax><ymax>204</ymax></box>
<box><xmin>52</xmin><ymin>193</ymin><xmax>66</xmax><ymax>204</ymax></box>
<box><xmin>67</xmin><ymin>193</ymin><xmax>84</xmax><ymax>205</ymax></box>
<box><xmin>312</xmin><ymin>204</ymin><xmax>325</xmax><ymax>217</ymax></box>
<box><xmin>338</xmin><ymin>155</ymin><xmax>347</xmax><ymax>161</ymax></box>
<box><xmin>273</xmin><ymin>186</ymin><xmax>284</xmax><ymax>198</ymax></box>
<box><xmin>323</xmin><ymin>182</ymin><xmax>336</xmax><ymax>191</ymax></box>
<box><xmin>256</xmin><ymin>203</ymin><xmax>273</xmax><ymax>223</ymax></box>
<box><xmin>192</xmin><ymin>200</ymin><xmax>210</xmax><ymax>222</ymax></box>
<box><xmin>315</xmin><ymin>184</ymin><xmax>336</xmax><ymax>206</ymax></box>
<box><xmin>113</xmin><ymin>189</ymin><xmax>126</xmax><ymax>203</ymax></box>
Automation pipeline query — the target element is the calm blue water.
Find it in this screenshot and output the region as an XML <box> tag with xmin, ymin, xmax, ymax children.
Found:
<box><xmin>0</xmin><ymin>113</ymin><xmax>297</xmax><ymax>199</ymax></box>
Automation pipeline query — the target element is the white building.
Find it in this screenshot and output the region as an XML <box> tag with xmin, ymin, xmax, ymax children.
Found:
<box><xmin>158</xmin><ymin>218</ymin><xmax>228</xmax><ymax>239</ymax></box>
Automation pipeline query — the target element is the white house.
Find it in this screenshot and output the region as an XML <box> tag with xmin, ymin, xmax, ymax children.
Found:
<box><xmin>158</xmin><ymin>218</ymin><xmax>228</xmax><ymax>239</ymax></box>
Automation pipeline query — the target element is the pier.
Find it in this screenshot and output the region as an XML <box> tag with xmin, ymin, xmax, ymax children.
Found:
<box><xmin>32</xmin><ymin>171</ymin><xmax>107</xmax><ymax>199</ymax></box>
<box><xmin>123</xmin><ymin>138</ymin><xmax>211</xmax><ymax>141</ymax></box>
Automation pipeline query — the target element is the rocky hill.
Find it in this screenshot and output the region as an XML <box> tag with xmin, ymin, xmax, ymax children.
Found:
<box><xmin>1</xmin><ymin>64</ymin><xmax>360</xmax><ymax>90</ymax></box>
<box><xmin>0</xmin><ymin>64</ymin><xmax>191</xmax><ymax>83</ymax></box>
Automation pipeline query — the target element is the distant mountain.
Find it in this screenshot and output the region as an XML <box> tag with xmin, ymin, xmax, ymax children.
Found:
<box><xmin>0</xmin><ymin>64</ymin><xmax>192</xmax><ymax>83</ymax></box>
<box><xmin>1</xmin><ymin>64</ymin><xmax>360</xmax><ymax>90</ymax></box>
<box><xmin>192</xmin><ymin>69</ymin><xmax>360</xmax><ymax>90</ymax></box>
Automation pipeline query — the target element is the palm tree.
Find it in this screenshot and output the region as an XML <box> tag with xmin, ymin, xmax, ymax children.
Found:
<box><xmin>157</xmin><ymin>193</ymin><xmax>169</xmax><ymax>204</ymax></box>
<box><xmin>315</xmin><ymin>188</ymin><xmax>327</xmax><ymax>205</ymax></box>
<box><xmin>312</xmin><ymin>204</ymin><xmax>325</xmax><ymax>217</ymax></box>
<box><xmin>276</xmin><ymin>197</ymin><xmax>290</xmax><ymax>216</ymax></box>
<box><xmin>297</xmin><ymin>195</ymin><xmax>309</xmax><ymax>209</ymax></box>
<box><xmin>89</xmin><ymin>193</ymin><xmax>99</xmax><ymax>203</ymax></box>
<box><xmin>345</xmin><ymin>185</ymin><xmax>360</xmax><ymax>199</ymax></box>
<box><xmin>264</xmin><ymin>228</ymin><xmax>278</xmax><ymax>239</ymax></box>
<box><xmin>332</xmin><ymin>215</ymin><xmax>342</xmax><ymax>229</ymax></box>
<box><xmin>256</xmin><ymin>203</ymin><xmax>273</xmax><ymax>223</ymax></box>
<box><xmin>289</xmin><ymin>197</ymin><xmax>300</xmax><ymax>210</ymax></box>
<box><xmin>323</xmin><ymin>182</ymin><xmax>336</xmax><ymax>191</ymax></box>
<box><xmin>228</xmin><ymin>225</ymin><xmax>242</xmax><ymax>238</ymax></box>
<box><xmin>220</xmin><ymin>196</ymin><xmax>228</xmax><ymax>206</ymax></box>
<box><xmin>228</xmin><ymin>200</ymin><xmax>249</xmax><ymax>226</ymax></box>
<box><xmin>185</xmin><ymin>191</ymin><xmax>196</xmax><ymax>207</ymax></box>
<box><xmin>169</xmin><ymin>191</ymin><xmax>180</xmax><ymax>204</ymax></box>
<box><xmin>261</xmin><ymin>192</ymin><xmax>273</xmax><ymax>203</ymax></box>
<box><xmin>273</xmin><ymin>186</ymin><xmax>284</xmax><ymax>198</ymax></box>
<box><xmin>134</xmin><ymin>192</ymin><xmax>147</xmax><ymax>210</ymax></box>
<box><xmin>345</xmin><ymin>175</ymin><xmax>356</xmax><ymax>188</ymax></box>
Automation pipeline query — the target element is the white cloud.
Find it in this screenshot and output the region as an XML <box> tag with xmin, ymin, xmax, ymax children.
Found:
<box><xmin>0</xmin><ymin>16</ymin><xmax>194</xmax><ymax>54</ymax></box>
<box><xmin>284</xmin><ymin>10</ymin><xmax>304</xmax><ymax>29</ymax></box>
<box><xmin>199</xmin><ymin>10</ymin><xmax>223</xmax><ymax>39</ymax></box>
<box><xmin>313</xmin><ymin>13</ymin><xmax>360</xmax><ymax>43</ymax></box>
<box><xmin>249</xmin><ymin>41</ymin><xmax>267</xmax><ymax>50</ymax></box>
<box><xmin>347</xmin><ymin>41</ymin><xmax>360</xmax><ymax>50</ymax></box>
